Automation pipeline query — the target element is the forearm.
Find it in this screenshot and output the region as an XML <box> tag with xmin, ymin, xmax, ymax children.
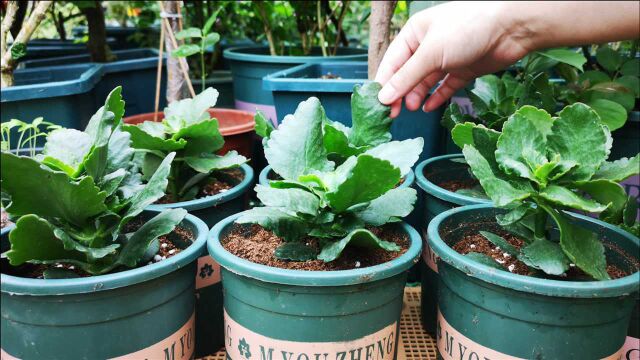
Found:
<box><xmin>502</xmin><ymin>1</ymin><xmax>640</xmax><ymax>50</ymax></box>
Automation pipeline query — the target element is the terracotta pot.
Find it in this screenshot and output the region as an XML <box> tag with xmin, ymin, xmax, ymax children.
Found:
<box><xmin>123</xmin><ymin>108</ymin><xmax>255</xmax><ymax>158</ymax></box>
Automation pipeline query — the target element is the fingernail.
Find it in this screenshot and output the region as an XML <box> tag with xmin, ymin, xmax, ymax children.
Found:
<box><xmin>378</xmin><ymin>84</ymin><xmax>397</xmax><ymax>104</ymax></box>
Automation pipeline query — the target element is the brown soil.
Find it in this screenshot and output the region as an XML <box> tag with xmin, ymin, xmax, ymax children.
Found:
<box><xmin>1</xmin><ymin>225</ymin><xmax>193</xmax><ymax>279</ymax></box>
<box><xmin>453</xmin><ymin>231</ymin><xmax>632</xmax><ymax>280</ymax></box>
<box><xmin>222</xmin><ymin>224</ymin><xmax>409</xmax><ymax>271</ymax></box>
<box><xmin>453</xmin><ymin>233</ymin><xmax>531</xmax><ymax>275</ymax></box>
<box><xmin>1</xmin><ymin>208</ymin><xmax>11</xmax><ymax>229</ymax></box>
<box><xmin>438</xmin><ymin>179</ymin><xmax>478</xmax><ymax>193</ymax></box>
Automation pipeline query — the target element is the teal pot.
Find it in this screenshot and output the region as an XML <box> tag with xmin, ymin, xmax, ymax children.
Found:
<box><xmin>415</xmin><ymin>154</ymin><xmax>490</xmax><ymax>335</ymax></box>
<box><xmin>428</xmin><ymin>204</ymin><xmax>639</xmax><ymax>359</ymax></box>
<box><xmin>223</xmin><ymin>46</ymin><xmax>367</xmax><ymax>123</ymax></box>
<box><xmin>0</xmin><ymin>210</ymin><xmax>208</xmax><ymax>359</ymax></box>
<box><xmin>72</xmin><ymin>26</ymin><xmax>152</xmax><ymax>50</ymax></box>
<box><xmin>208</xmin><ymin>213</ymin><xmax>421</xmax><ymax>359</ymax></box>
<box><xmin>191</xmin><ymin>70</ymin><xmax>235</xmax><ymax>109</ymax></box>
<box><xmin>1</xmin><ymin>64</ymin><xmax>104</xmax><ymax>133</ymax></box>
<box><xmin>21</xmin><ymin>48</ymin><xmax>168</xmax><ymax>116</ymax></box>
<box><xmin>147</xmin><ymin>163</ymin><xmax>253</xmax><ymax>357</ymax></box>
<box><xmin>263</xmin><ymin>62</ymin><xmax>446</xmax><ymax>165</ymax></box>
<box><xmin>15</xmin><ymin>38</ymin><xmax>117</xmax><ymax>61</ymax></box>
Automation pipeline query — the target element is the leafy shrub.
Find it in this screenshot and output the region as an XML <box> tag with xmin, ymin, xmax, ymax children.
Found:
<box><xmin>122</xmin><ymin>88</ymin><xmax>247</xmax><ymax>202</ymax></box>
<box><xmin>240</xmin><ymin>82</ymin><xmax>423</xmax><ymax>262</ymax></box>
<box><xmin>1</xmin><ymin>87</ymin><xmax>186</xmax><ymax>276</ymax></box>
<box><xmin>455</xmin><ymin>103</ymin><xmax>639</xmax><ymax>280</ymax></box>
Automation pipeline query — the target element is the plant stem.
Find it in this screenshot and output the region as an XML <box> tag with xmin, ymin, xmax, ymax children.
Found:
<box><xmin>534</xmin><ymin>208</ymin><xmax>547</xmax><ymax>240</ymax></box>
<box><xmin>255</xmin><ymin>2</ymin><xmax>276</xmax><ymax>56</ymax></box>
<box><xmin>200</xmin><ymin>45</ymin><xmax>206</xmax><ymax>93</ymax></box>
<box><xmin>317</xmin><ymin>1</ymin><xmax>328</xmax><ymax>57</ymax></box>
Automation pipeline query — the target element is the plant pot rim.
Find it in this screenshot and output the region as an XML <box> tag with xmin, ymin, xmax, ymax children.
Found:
<box><xmin>147</xmin><ymin>163</ymin><xmax>254</xmax><ymax>212</ymax></box>
<box><xmin>427</xmin><ymin>203</ymin><xmax>640</xmax><ymax>298</ymax></box>
<box><xmin>223</xmin><ymin>46</ymin><xmax>367</xmax><ymax>64</ymax></box>
<box><xmin>258</xmin><ymin>164</ymin><xmax>415</xmax><ymax>190</ymax></box>
<box><xmin>122</xmin><ymin>108</ymin><xmax>255</xmax><ymax>136</ymax></box>
<box><xmin>415</xmin><ymin>154</ymin><xmax>490</xmax><ymax>206</ymax></box>
<box><xmin>0</xmin><ymin>211</ymin><xmax>208</xmax><ymax>296</ymax></box>
<box><xmin>208</xmin><ymin>212</ymin><xmax>422</xmax><ymax>287</ymax></box>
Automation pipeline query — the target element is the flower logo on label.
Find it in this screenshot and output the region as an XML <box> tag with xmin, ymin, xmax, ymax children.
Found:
<box><xmin>199</xmin><ymin>263</ymin><xmax>214</xmax><ymax>279</ymax></box>
<box><xmin>238</xmin><ymin>337</ymin><xmax>251</xmax><ymax>358</ymax></box>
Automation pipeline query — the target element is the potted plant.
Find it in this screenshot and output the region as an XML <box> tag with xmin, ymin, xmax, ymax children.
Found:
<box><xmin>223</xmin><ymin>1</ymin><xmax>367</xmax><ymax>122</ymax></box>
<box><xmin>0</xmin><ymin>87</ymin><xmax>208</xmax><ymax>358</ymax></box>
<box><xmin>121</xmin><ymin>87</ymin><xmax>254</xmax><ymax>356</ymax></box>
<box><xmin>208</xmin><ymin>86</ymin><xmax>423</xmax><ymax>357</ymax></box>
<box><xmin>427</xmin><ymin>102</ymin><xmax>639</xmax><ymax>358</ymax></box>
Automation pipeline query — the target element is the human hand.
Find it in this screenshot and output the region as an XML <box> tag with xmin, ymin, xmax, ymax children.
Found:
<box><xmin>375</xmin><ymin>2</ymin><xmax>536</xmax><ymax>117</ymax></box>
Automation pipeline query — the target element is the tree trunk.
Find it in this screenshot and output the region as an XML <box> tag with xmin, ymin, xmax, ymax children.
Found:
<box><xmin>368</xmin><ymin>1</ymin><xmax>397</xmax><ymax>79</ymax></box>
<box><xmin>81</xmin><ymin>1</ymin><xmax>112</xmax><ymax>62</ymax></box>
<box><xmin>163</xmin><ymin>0</ymin><xmax>187</xmax><ymax>102</ymax></box>
<box><xmin>9</xmin><ymin>1</ymin><xmax>27</xmax><ymax>39</ymax></box>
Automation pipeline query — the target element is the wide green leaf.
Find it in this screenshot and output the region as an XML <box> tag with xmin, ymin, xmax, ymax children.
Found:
<box><xmin>536</xmin><ymin>48</ymin><xmax>586</xmax><ymax>71</ymax></box>
<box><xmin>542</xmin><ymin>205</ymin><xmax>609</xmax><ymax>280</ymax></box>
<box><xmin>496</xmin><ymin>205</ymin><xmax>533</xmax><ymax>226</ymax></box>
<box><xmin>172</xmin><ymin>44</ymin><xmax>200</xmax><ymax>58</ymax></box>
<box><xmin>593</xmin><ymin>155</ymin><xmax>640</xmax><ymax>182</ymax></box>
<box><xmin>254</xmin><ymin>110</ymin><xmax>274</xmax><ymax>139</ymax></box>
<box><xmin>236</xmin><ymin>207</ymin><xmax>307</xmax><ymax>242</ymax></box>
<box><xmin>470</xmin><ymin>75</ymin><xmax>503</xmax><ymax>106</ymax></box>
<box><xmin>317</xmin><ymin>228</ymin><xmax>400</xmax><ymax>262</ymax></box>
<box><xmin>164</xmin><ymin>87</ymin><xmax>219</xmax><ymax>129</ymax></box>
<box><xmin>184</xmin><ymin>150</ymin><xmax>247</xmax><ymax>173</ymax></box>
<box><xmin>173</xmin><ymin>119</ymin><xmax>224</xmax><ymax>155</ymax></box>
<box><xmin>583</xmin><ymin>82</ymin><xmax>635</xmax><ymax>112</ymax></box>
<box><xmin>274</xmin><ymin>243</ymin><xmax>317</xmax><ymax>261</ymax></box>
<box><xmin>325</xmin><ymin>155</ymin><xmax>400</xmax><ymax>212</ymax></box>
<box><xmin>117</xmin><ymin>209</ymin><xmax>187</xmax><ymax>268</ymax></box>
<box><xmin>441</xmin><ymin>103</ymin><xmax>474</xmax><ymax>131</ymax></box>
<box><xmin>42</xmin><ymin>128</ymin><xmax>92</xmax><ymax>176</ymax></box>
<box><xmin>547</xmin><ymin>103</ymin><xmax>608</xmax><ymax>182</ymax></box>
<box><xmin>479</xmin><ymin>231</ymin><xmax>518</xmax><ymax>255</ymax></box>
<box><xmin>1</xmin><ymin>153</ymin><xmax>107</xmax><ymax>227</ymax></box>
<box><xmin>587</xmin><ymin>99</ymin><xmax>627</xmax><ymax>131</ymax></box>
<box><xmin>203</xmin><ymin>32</ymin><xmax>220</xmax><ymax>48</ymax></box>
<box><xmin>356</xmin><ymin>187</ymin><xmax>417</xmax><ymax>226</ymax></box>
<box><xmin>52</xmin><ymin>226</ymin><xmax>119</xmax><ymax>260</ymax></box>
<box><xmin>122</xmin><ymin>124</ymin><xmax>187</xmax><ymax>151</ymax></box>
<box><xmin>575</xmin><ymin>179</ymin><xmax>628</xmax><ymax>223</ymax></box>
<box><xmin>323</xmin><ymin>122</ymin><xmax>366</xmax><ymax>158</ymax></box>
<box><xmin>621</xmin><ymin>58</ymin><xmax>640</xmax><ymax>77</ymax></box>
<box><xmin>175</xmin><ymin>27</ymin><xmax>202</xmax><ymax>39</ymax></box>
<box><xmin>616</xmin><ymin>76</ymin><xmax>640</xmax><ymax>97</ymax></box>
<box><xmin>349</xmin><ymin>82</ymin><xmax>393</xmax><ymax>147</ymax></box>
<box><xmin>596</xmin><ymin>46</ymin><xmax>622</xmax><ymax>72</ymax></box>
<box><xmin>255</xmin><ymin>185</ymin><xmax>320</xmax><ymax>216</ymax></box>
<box><xmin>364</xmin><ymin>138</ymin><xmax>423</xmax><ymax>177</ymax></box>
<box><xmin>539</xmin><ymin>185</ymin><xmax>608</xmax><ymax>213</ymax></box>
<box><xmin>7</xmin><ymin>215</ymin><xmax>84</xmax><ymax>266</ymax></box>
<box><xmin>462</xmin><ymin>145</ymin><xmax>531</xmax><ymax>207</ymax></box>
<box><xmin>519</xmin><ymin>238</ymin><xmax>570</xmax><ymax>275</ymax></box>
<box><xmin>264</xmin><ymin>97</ymin><xmax>334</xmax><ymax>180</ymax></box>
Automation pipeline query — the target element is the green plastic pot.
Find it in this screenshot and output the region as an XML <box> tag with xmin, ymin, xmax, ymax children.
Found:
<box><xmin>147</xmin><ymin>163</ymin><xmax>253</xmax><ymax>357</ymax></box>
<box><xmin>208</xmin><ymin>213</ymin><xmax>422</xmax><ymax>359</ymax></box>
<box><xmin>428</xmin><ymin>204</ymin><xmax>639</xmax><ymax>359</ymax></box>
<box><xmin>414</xmin><ymin>154</ymin><xmax>489</xmax><ymax>335</ymax></box>
<box><xmin>0</xmin><ymin>210</ymin><xmax>208</xmax><ymax>359</ymax></box>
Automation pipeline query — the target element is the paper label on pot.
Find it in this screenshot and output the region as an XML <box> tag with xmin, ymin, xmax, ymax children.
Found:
<box><xmin>437</xmin><ymin>310</ymin><xmax>626</xmax><ymax>360</ymax></box>
<box><xmin>421</xmin><ymin>228</ymin><xmax>438</xmax><ymax>273</ymax></box>
<box><xmin>109</xmin><ymin>312</ymin><xmax>195</xmax><ymax>360</ymax></box>
<box><xmin>224</xmin><ymin>310</ymin><xmax>397</xmax><ymax>360</ymax></box>
<box><xmin>622</xmin><ymin>336</ymin><xmax>640</xmax><ymax>360</ymax></box>
<box><xmin>1</xmin><ymin>348</ymin><xmax>20</xmax><ymax>360</ymax></box>
<box><xmin>196</xmin><ymin>255</ymin><xmax>221</xmax><ymax>289</ymax></box>
<box><xmin>235</xmin><ymin>100</ymin><xmax>278</xmax><ymax>126</ymax></box>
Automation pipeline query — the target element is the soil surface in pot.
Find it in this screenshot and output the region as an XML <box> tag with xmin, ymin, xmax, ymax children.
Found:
<box><xmin>268</xmin><ymin>170</ymin><xmax>406</xmax><ymax>187</ymax></box>
<box><xmin>1</xmin><ymin>208</ymin><xmax>11</xmax><ymax>229</ymax></box>
<box><xmin>157</xmin><ymin>168</ymin><xmax>244</xmax><ymax>204</ymax></box>
<box><xmin>437</xmin><ymin>179</ymin><xmax>479</xmax><ymax>193</ymax></box>
<box><xmin>452</xmin><ymin>230</ymin><xmax>634</xmax><ymax>280</ymax></box>
<box><xmin>222</xmin><ymin>224</ymin><xmax>409</xmax><ymax>271</ymax></box>
<box><xmin>1</xmin><ymin>224</ymin><xmax>193</xmax><ymax>279</ymax></box>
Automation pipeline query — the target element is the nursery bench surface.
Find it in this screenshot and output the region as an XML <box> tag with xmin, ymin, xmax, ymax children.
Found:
<box><xmin>200</xmin><ymin>286</ymin><xmax>437</xmax><ymax>360</ymax></box>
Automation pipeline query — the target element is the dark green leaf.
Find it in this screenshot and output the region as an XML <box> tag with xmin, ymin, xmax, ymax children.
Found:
<box><xmin>536</xmin><ymin>48</ymin><xmax>586</xmax><ymax>71</ymax></box>
<box><xmin>323</xmin><ymin>121</ymin><xmax>367</xmax><ymax>159</ymax></box>
<box><xmin>479</xmin><ymin>231</ymin><xmax>519</xmax><ymax>255</ymax></box>
<box><xmin>10</xmin><ymin>42</ymin><xmax>27</xmax><ymax>60</ymax></box>
<box><xmin>122</xmin><ymin>124</ymin><xmax>187</xmax><ymax>151</ymax></box>
<box><xmin>587</xmin><ymin>99</ymin><xmax>628</xmax><ymax>131</ymax></box>
<box><xmin>615</xmin><ymin>76</ymin><xmax>640</xmax><ymax>98</ymax></box>
<box><xmin>254</xmin><ymin>110</ymin><xmax>274</xmax><ymax>139</ymax></box>
<box><xmin>116</xmin><ymin>209</ymin><xmax>187</xmax><ymax>268</ymax></box>
<box><xmin>441</xmin><ymin>103</ymin><xmax>474</xmax><ymax>131</ymax></box>
<box><xmin>578</xmin><ymin>71</ymin><xmax>610</xmax><ymax>87</ymax></box>
<box><xmin>596</xmin><ymin>46</ymin><xmax>622</xmax><ymax>72</ymax></box>
<box><xmin>539</xmin><ymin>185</ymin><xmax>608</xmax><ymax>213</ymax></box>
<box><xmin>274</xmin><ymin>243</ymin><xmax>317</xmax><ymax>261</ymax></box>
<box><xmin>519</xmin><ymin>238</ymin><xmax>570</xmax><ymax>275</ymax></box>
<box><xmin>184</xmin><ymin>150</ymin><xmax>246</xmax><ymax>173</ymax></box>
<box><xmin>264</xmin><ymin>97</ymin><xmax>334</xmax><ymax>180</ymax></box>
<box><xmin>575</xmin><ymin>179</ymin><xmax>628</xmax><ymax>223</ymax></box>
<box><xmin>496</xmin><ymin>205</ymin><xmax>533</xmax><ymax>226</ymax></box>
<box><xmin>236</xmin><ymin>207</ymin><xmax>307</xmax><ymax>242</ymax></box>
<box><xmin>464</xmin><ymin>252</ymin><xmax>503</xmax><ymax>269</ymax></box>
<box><xmin>173</xmin><ymin>119</ymin><xmax>224</xmax><ymax>156</ymax></box>
<box><xmin>583</xmin><ymin>82</ymin><xmax>635</xmax><ymax>111</ymax></box>
<box><xmin>317</xmin><ymin>229</ymin><xmax>400</xmax><ymax>262</ymax></box>
<box><xmin>623</xmin><ymin>196</ymin><xmax>639</xmax><ymax>227</ymax></box>
<box><xmin>621</xmin><ymin>58</ymin><xmax>640</xmax><ymax>77</ymax></box>
<box><xmin>349</xmin><ymin>82</ymin><xmax>393</xmax><ymax>147</ymax></box>
<box><xmin>202</xmin><ymin>9</ymin><xmax>220</xmax><ymax>35</ymax></box>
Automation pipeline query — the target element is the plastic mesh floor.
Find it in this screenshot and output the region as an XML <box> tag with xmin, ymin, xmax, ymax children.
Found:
<box><xmin>201</xmin><ymin>286</ymin><xmax>437</xmax><ymax>360</ymax></box>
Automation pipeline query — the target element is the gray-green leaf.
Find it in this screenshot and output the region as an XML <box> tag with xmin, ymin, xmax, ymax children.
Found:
<box><xmin>317</xmin><ymin>229</ymin><xmax>400</xmax><ymax>262</ymax></box>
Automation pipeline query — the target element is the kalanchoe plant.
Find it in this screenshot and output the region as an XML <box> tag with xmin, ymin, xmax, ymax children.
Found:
<box><xmin>443</xmin><ymin>48</ymin><xmax>589</xmax><ymax>133</ymax></box>
<box><xmin>1</xmin><ymin>87</ymin><xmax>187</xmax><ymax>277</ymax></box>
<box><xmin>556</xmin><ymin>42</ymin><xmax>639</xmax><ymax>130</ymax></box>
<box><xmin>240</xmin><ymin>82</ymin><xmax>423</xmax><ymax>262</ymax></box>
<box><xmin>122</xmin><ymin>87</ymin><xmax>247</xmax><ymax>202</ymax></box>
<box><xmin>454</xmin><ymin>103</ymin><xmax>639</xmax><ymax>280</ymax></box>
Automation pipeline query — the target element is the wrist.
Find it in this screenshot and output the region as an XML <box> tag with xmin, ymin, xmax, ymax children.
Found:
<box><xmin>494</xmin><ymin>1</ymin><xmax>546</xmax><ymax>51</ymax></box>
